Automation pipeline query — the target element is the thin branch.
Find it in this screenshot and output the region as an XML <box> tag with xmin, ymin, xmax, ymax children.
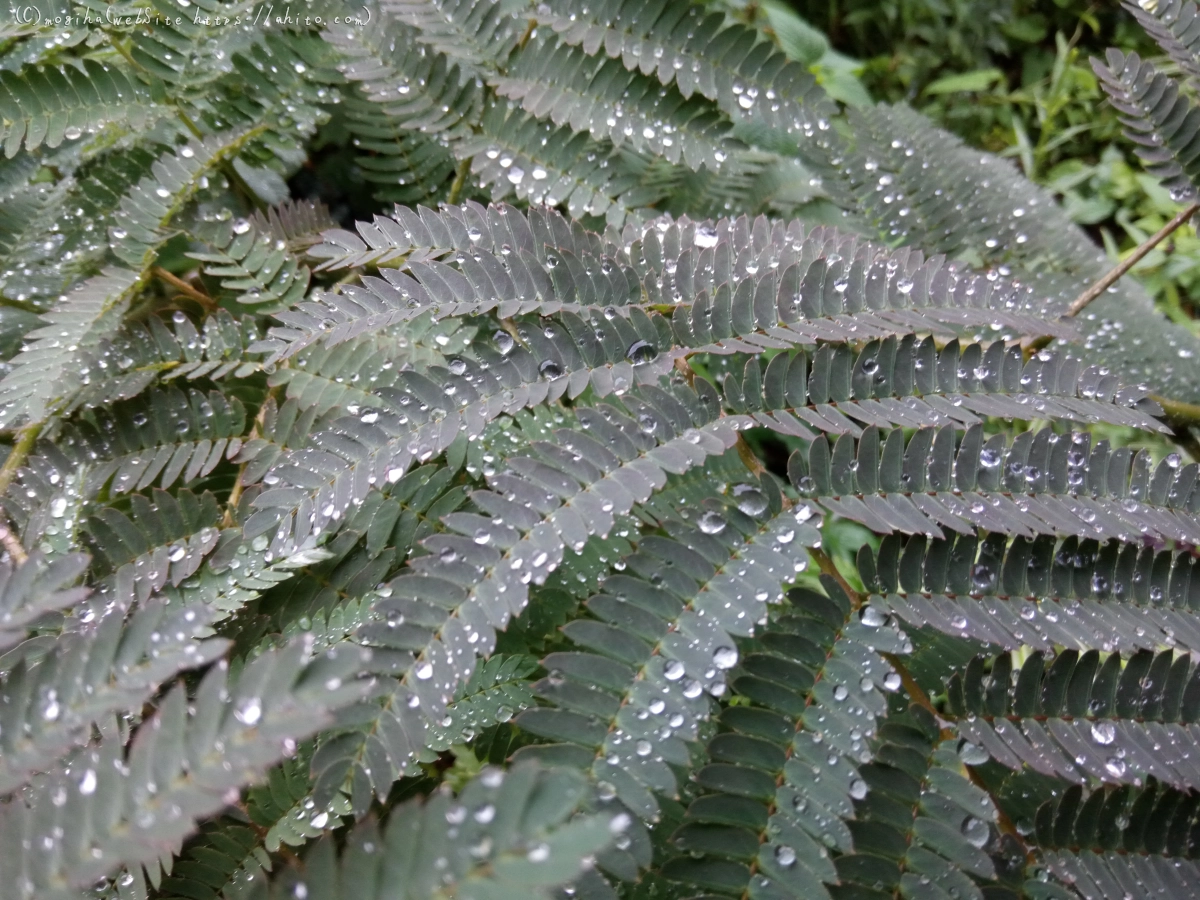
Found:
<box><xmin>1067</xmin><ymin>201</ymin><xmax>1200</xmax><ymax>317</ymax></box>
<box><xmin>880</xmin><ymin>652</ymin><xmax>938</xmax><ymax>718</ymax></box>
<box><xmin>810</xmin><ymin>545</ymin><xmax>861</xmax><ymax>608</ymax></box>
<box><xmin>154</xmin><ymin>267</ymin><xmax>216</xmax><ymax>309</ymax></box>
<box><xmin>1024</xmin><ymin>200</ymin><xmax>1200</xmax><ymax>354</ymax></box>
<box><xmin>0</xmin><ymin>516</ymin><xmax>26</xmax><ymax>564</ymax></box>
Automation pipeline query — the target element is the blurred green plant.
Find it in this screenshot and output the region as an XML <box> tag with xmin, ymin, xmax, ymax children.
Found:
<box><xmin>724</xmin><ymin>0</ymin><xmax>1200</xmax><ymax>335</ymax></box>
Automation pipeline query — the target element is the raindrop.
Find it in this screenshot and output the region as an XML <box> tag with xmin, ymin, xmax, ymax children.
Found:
<box><xmin>732</xmin><ymin>484</ymin><xmax>768</xmax><ymax>517</ymax></box>
<box><xmin>698</xmin><ymin>511</ymin><xmax>727</xmax><ymax>534</ymax></box>
<box><xmin>694</xmin><ymin>224</ymin><xmax>719</xmax><ymax>248</ymax></box>
<box><xmin>860</xmin><ymin>606</ymin><xmax>887</xmax><ymax>627</ymax></box>
<box><xmin>235</xmin><ymin>697</ymin><xmax>262</xmax><ymax>726</ymax></box>
<box><xmin>625</xmin><ymin>339</ymin><xmax>657</xmax><ymax>365</ymax></box>
<box><xmin>697</xmin><ymin>645</ymin><xmax>736</xmax><ymax>677</ymax></box>
<box><xmin>961</xmin><ymin>817</ymin><xmax>990</xmax><ymax>849</ymax></box>
<box><xmin>1090</xmin><ymin>721</ymin><xmax>1116</xmax><ymax>745</ymax></box>
<box><xmin>958</xmin><ymin>741</ymin><xmax>989</xmax><ymax>765</ymax></box>
<box><xmin>774</xmin><ymin>845</ymin><xmax>796</xmax><ymax>867</ymax></box>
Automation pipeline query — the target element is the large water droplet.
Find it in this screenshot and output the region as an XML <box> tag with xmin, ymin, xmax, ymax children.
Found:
<box><xmin>732</xmin><ymin>484</ymin><xmax>768</xmax><ymax>517</ymax></box>
<box><xmin>712</xmin><ymin>646</ymin><xmax>738</xmax><ymax>669</ymax></box>
<box><xmin>626</xmin><ymin>339</ymin><xmax>657</xmax><ymax>365</ymax></box>
<box><xmin>1090</xmin><ymin>721</ymin><xmax>1116</xmax><ymax>745</ymax></box>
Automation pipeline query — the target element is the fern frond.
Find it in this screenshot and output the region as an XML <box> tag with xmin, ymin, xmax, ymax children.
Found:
<box><xmin>306</xmin><ymin>389</ymin><xmax>747</xmax><ymax>805</ymax></box>
<box><xmin>861</xmin><ymin>531</ymin><xmax>1200</xmax><ymax>656</ymax></box>
<box><xmin>0</xmin><ymin>267</ymin><xmax>143</xmax><ymax>430</ymax></box>
<box><xmin>949</xmin><ymin>646</ymin><xmax>1200</xmax><ymax>791</ymax></box>
<box><xmin>279</xmin><ymin>205</ymin><xmax>1065</xmax><ymax>369</ymax></box>
<box><xmin>459</xmin><ymin>104</ymin><xmax>658</xmax><ymax>226</ymax></box>
<box><xmin>516</xmin><ymin>493</ymin><xmax>820</xmax><ymax>820</ymax></box>
<box><xmin>534</xmin><ymin>0</ymin><xmax>835</xmax><ymax>139</ymax></box>
<box><xmin>0</xmin><ymin>60</ymin><xmax>165</xmax><ymax>158</ymax></box>
<box><xmin>791</xmin><ymin>424</ymin><xmax>1200</xmax><ymax>546</ymax></box>
<box><xmin>324</xmin><ymin>12</ymin><xmax>482</xmax><ymax>138</ymax></box>
<box><xmin>426</xmin><ymin>654</ymin><xmax>538</xmax><ymax>751</ymax></box>
<box><xmin>659</xmin><ymin>579</ymin><xmax>911</xmax><ymax>899</ymax></box>
<box><xmin>65</xmin><ymin>311</ymin><xmax>262</xmax><ymax>415</ymax></box>
<box><xmin>0</xmin><ymin>598</ymin><xmax>228</xmax><ymax>794</ymax></box>
<box><xmin>54</xmin><ymin>386</ymin><xmax>246</xmax><ymax>497</ymax></box>
<box><xmin>837</xmin><ymin>103</ymin><xmax>1200</xmax><ymax>398</ymax></box>
<box><xmin>0</xmin><ymin>640</ymin><xmax>371</xmax><ymax>899</ymax></box>
<box><xmin>268</xmin><ymin>761</ymin><xmax>619</xmax><ymax>900</ymax></box>
<box><xmin>494</xmin><ymin>35</ymin><xmax>742</xmax><ymax>172</ymax></box>
<box><xmin>337</xmin><ymin>91</ymin><xmax>460</xmax><ymax>205</ymax></box>
<box><xmin>1121</xmin><ymin>0</ymin><xmax>1200</xmax><ymax>89</ymax></box>
<box><xmin>720</xmin><ymin>338</ymin><xmax>1166</xmax><ymax>438</ymax></box>
<box><xmin>85</xmin><ymin>488</ymin><xmax>224</xmax><ymax>594</ymax></box>
<box><xmin>0</xmin><ymin>552</ymin><xmax>88</xmax><ymax>652</ymax></box>
<box><xmin>0</xmin><ymin>132</ymin><xmax>258</xmax><ymax>430</ymax></box>
<box><xmin>380</xmin><ymin>0</ymin><xmax>520</xmax><ymax>73</ymax></box>
<box><xmin>1093</xmin><ymin>49</ymin><xmax>1200</xmax><ymax>204</ymax></box>
<box><xmin>189</xmin><ymin>215</ymin><xmax>311</xmax><ymax>313</ymax></box>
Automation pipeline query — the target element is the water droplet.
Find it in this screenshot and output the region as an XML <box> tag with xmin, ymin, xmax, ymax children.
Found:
<box><xmin>732</xmin><ymin>484</ymin><xmax>768</xmax><ymax>517</ymax></box>
<box><xmin>79</xmin><ymin>769</ymin><xmax>97</xmax><ymax>795</ymax></box>
<box><xmin>625</xmin><ymin>339</ymin><xmax>657</xmax><ymax>365</ymax></box>
<box><xmin>698</xmin><ymin>511</ymin><xmax>726</xmax><ymax>534</ymax></box>
<box><xmin>712</xmin><ymin>646</ymin><xmax>738</xmax><ymax>669</ymax></box>
<box><xmin>235</xmin><ymin>697</ymin><xmax>262</xmax><ymax>725</ymax></box>
<box><xmin>860</xmin><ymin>607</ymin><xmax>887</xmax><ymax>627</ymax></box>
<box><xmin>774</xmin><ymin>845</ymin><xmax>796</xmax><ymax>867</ymax></box>
<box><xmin>1091</xmin><ymin>721</ymin><xmax>1116</xmax><ymax>745</ymax></box>
<box><xmin>694</xmin><ymin>224</ymin><xmax>719</xmax><ymax>248</ymax></box>
<box><xmin>958</xmin><ymin>741</ymin><xmax>989</xmax><ymax>765</ymax></box>
<box><xmin>849</xmin><ymin>778</ymin><xmax>868</xmax><ymax>800</ymax></box>
<box><xmin>961</xmin><ymin>816</ymin><xmax>990</xmax><ymax>848</ymax></box>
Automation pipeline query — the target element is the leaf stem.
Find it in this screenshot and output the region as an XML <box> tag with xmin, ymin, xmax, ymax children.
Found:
<box><xmin>154</xmin><ymin>267</ymin><xmax>216</xmax><ymax>309</ymax></box>
<box><xmin>0</xmin><ymin>422</ymin><xmax>42</xmax><ymax>498</ymax></box>
<box><xmin>810</xmin><ymin>545</ymin><xmax>860</xmax><ymax>608</ymax></box>
<box><xmin>448</xmin><ymin>157</ymin><xmax>472</xmax><ymax>205</ymax></box>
